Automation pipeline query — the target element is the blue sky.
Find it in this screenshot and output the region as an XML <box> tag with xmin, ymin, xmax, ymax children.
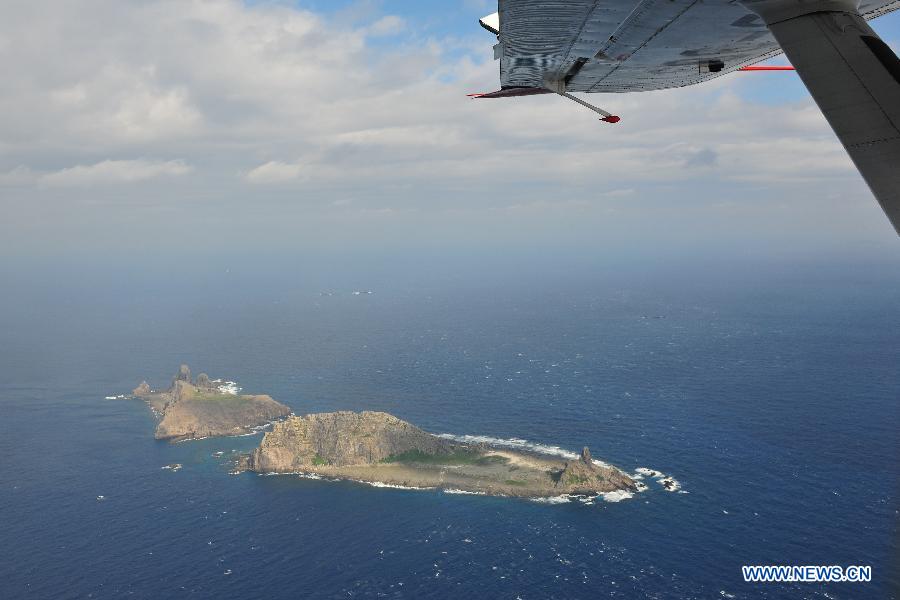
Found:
<box><xmin>1</xmin><ymin>0</ymin><xmax>898</xmax><ymax>269</ymax></box>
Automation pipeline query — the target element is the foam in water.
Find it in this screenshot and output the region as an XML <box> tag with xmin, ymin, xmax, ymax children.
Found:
<box><xmin>530</xmin><ymin>495</ymin><xmax>572</xmax><ymax>504</ymax></box>
<box><xmin>259</xmin><ymin>471</ymin><xmax>323</xmax><ymax>480</ymax></box>
<box><xmin>436</xmin><ymin>433</ymin><xmax>580</xmax><ymax>461</ymax></box>
<box><xmin>635</xmin><ymin>467</ymin><xmax>662</xmax><ymax>478</ymax></box>
<box><xmin>658</xmin><ymin>477</ymin><xmax>682</xmax><ymax>492</ymax></box>
<box><xmin>436</xmin><ymin>433</ymin><xmax>616</xmax><ymax>469</ymax></box>
<box><xmin>634</xmin><ymin>467</ymin><xmax>684</xmax><ymax>492</ymax></box>
<box><xmin>601</xmin><ymin>490</ymin><xmax>634</xmax><ymax>503</ymax></box>
<box><xmin>363</xmin><ymin>481</ymin><xmax>434</xmax><ymax>491</ymax></box>
<box><xmin>443</xmin><ymin>489</ymin><xmax>486</xmax><ymax>496</ymax></box>
<box><xmin>210</xmin><ymin>379</ymin><xmax>242</xmax><ymax>395</ymax></box>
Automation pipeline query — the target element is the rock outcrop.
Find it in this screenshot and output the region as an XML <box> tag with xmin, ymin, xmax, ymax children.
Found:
<box><xmin>133</xmin><ymin>366</ymin><xmax>292</xmax><ymax>442</ymax></box>
<box><xmin>555</xmin><ymin>447</ymin><xmax>635</xmax><ymax>494</ymax></box>
<box><xmin>248</xmin><ymin>411</ymin><xmax>457</xmax><ymax>472</ymax></box>
<box><xmin>173</xmin><ymin>364</ymin><xmax>192</xmax><ymax>384</ymax></box>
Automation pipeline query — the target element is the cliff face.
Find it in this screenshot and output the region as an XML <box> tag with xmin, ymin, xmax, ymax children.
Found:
<box><xmin>250</xmin><ymin>411</ymin><xmax>455</xmax><ymax>472</ymax></box>
<box><xmin>135</xmin><ymin>366</ymin><xmax>292</xmax><ymax>442</ymax></box>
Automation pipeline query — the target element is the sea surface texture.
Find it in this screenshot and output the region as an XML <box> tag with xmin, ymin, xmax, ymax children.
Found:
<box><xmin>1</xmin><ymin>260</ymin><xmax>897</xmax><ymax>599</ymax></box>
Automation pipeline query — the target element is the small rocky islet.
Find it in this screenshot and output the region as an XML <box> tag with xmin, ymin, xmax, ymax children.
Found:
<box><xmin>123</xmin><ymin>366</ymin><xmax>639</xmax><ymax>500</ymax></box>
<box><xmin>131</xmin><ymin>364</ymin><xmax>291</xmax><ymax>442</ymax></box>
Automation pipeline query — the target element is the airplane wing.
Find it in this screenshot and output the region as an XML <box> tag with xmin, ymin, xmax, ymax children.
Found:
<box><xmin>754</xmin><ymin>1</ymin><xmax>900</xmax><ymax>235</ymax></box>
<box><xmin>479</xmin><ymin>0</ymin><xmax>900</xmax><ymax>234</ymax></box>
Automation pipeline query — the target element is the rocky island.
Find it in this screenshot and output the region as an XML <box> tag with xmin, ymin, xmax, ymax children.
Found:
<box><xmin>120</xmin><ymin>368</ymin><xmax>644</xmax><ymax>500</ymax></box>
<box><xmin>238</xmin><ymin>411</ymin><xmax>637</xmax><ymax>499</ymax></box>
<box><xmin>132</xmin><ymin>365</ymin><xmax>292</xmax><ymax>442</ymax></box>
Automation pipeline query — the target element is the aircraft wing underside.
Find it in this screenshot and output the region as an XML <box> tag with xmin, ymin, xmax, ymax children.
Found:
<box><xmin>498</xmin><ymin>0</ymin><xmax>900</xmax><ymax>92</ymax></box>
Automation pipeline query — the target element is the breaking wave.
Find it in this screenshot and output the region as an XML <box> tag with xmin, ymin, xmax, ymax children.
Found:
<box><xmin>635</xmin><ymin>467</ymin><xmax>683</xmax><ymax>492</ymax></box>
<box><xmin>362</xmin><ymin>481</ymin><xmax>434</xmax><ymax>491</ymax></box>
<box><xmin>600</xmin><ymin>490</ymin><xmax>634</xmax><ymax>503</ymax></box>
<box><xmin>435</xmin><ymin>433</ymin><xmax>615</xmax><ymax>469</ymax></box>
<box><xmin>210</xmin><ymin>379</ymin><xmax>242</xmax><ymax>395</ymax></box>
<box><xmin>530</xmin><ymin>495</ymin><xmax>572</xmax><ymax>504</ymax></box>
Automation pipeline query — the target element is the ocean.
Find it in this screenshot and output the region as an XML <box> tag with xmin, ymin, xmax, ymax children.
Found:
<box><xmin>1</xmin><ymin>255</ymin><xmax>897</xmax><ymax>599</ymax></box>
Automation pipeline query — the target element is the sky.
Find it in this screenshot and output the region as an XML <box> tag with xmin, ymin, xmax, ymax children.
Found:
<box><xmin>1</xmin><ymin>0</ymin><xmax>899</xmax><ymax>276</ymax></box>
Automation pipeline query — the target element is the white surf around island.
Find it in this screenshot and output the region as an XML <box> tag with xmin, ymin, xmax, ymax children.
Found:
<box><xmin>443</xmin><ymin>488</ymin><xmax>488</xmax><ymax>496</ymax></box>
<box><xmin>635</xmin><ymin>467</ymin><xmax>683</xmax><ymax>492</ymax></box>
<box><xmin>260</xmin><ymin>471</ymin><xmax>434</xmax><ymax>491</ymax></box>
<box><xmin>600</xmin><ymin>490</ymin><xmax>635</xmax><ymax>503</ymax></box>
<box><xmin>364</xmin><ymin>481</ymin><xmax>435</xmax><ymax>491</ymax></box>
<box><xmin>258</xmin><ymin>471</ymin><xmax>327</xmax><ymax>480</ymax></box>
<box><xmin>530</xmin><ymin>495</ymin><xmax>573</xmax><ymax>504</ymax></box>
<box><xmin>209</xmin><ymin>379</ymin><xmax>242</xmax><ymax>395</ymax></box>
<box><xmin>528</xmin><ymin>490</ymin><xmax>634</xmax><ymax>505</ymax></box>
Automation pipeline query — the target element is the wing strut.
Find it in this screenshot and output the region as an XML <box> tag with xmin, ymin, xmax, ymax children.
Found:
<box><xmin>743</xmin><ymin>0</ymin><xmax>900</xmax><ymax>234</ymax></box>
<box><xmin>467</xmin><ymin>87</ymin><xmax>621</xmax><ymax>123</ymax></box>
<box><xmin>555</xmin><ymin>91</ymin><xmax>621</xmax><ymax>123</ymax></box>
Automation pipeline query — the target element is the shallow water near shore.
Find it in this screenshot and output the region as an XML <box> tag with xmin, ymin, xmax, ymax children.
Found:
<box><xmin>1</xmin><ymin>259</ymin><xmax>898</xmax><ymax>599</ymax></box>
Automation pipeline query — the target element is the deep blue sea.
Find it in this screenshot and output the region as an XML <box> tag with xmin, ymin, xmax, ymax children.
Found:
<box><xmin>1</xmin><ymin>255</ymin><xmax>898</xmax><ymax>599</ymax></box>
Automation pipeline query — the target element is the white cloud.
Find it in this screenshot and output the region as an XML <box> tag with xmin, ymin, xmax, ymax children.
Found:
<box><xmin>244</xmin><ymin>161</ymin><xmax>306</xmax><ymax>184</ymax></box>
<box><xmin>0</xmin><ymin>0</ymin><xmax>891</xmax><ymax>240</ymax></box>
<box><xmin>365</xmin><ymin>16</ymin><xmax>406</xmax><ymax>37</ymax></box>
<box><xmin>40</xmin><ymin>159</ymin><xmax>192</xmax><ymax>187</ymax></box>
